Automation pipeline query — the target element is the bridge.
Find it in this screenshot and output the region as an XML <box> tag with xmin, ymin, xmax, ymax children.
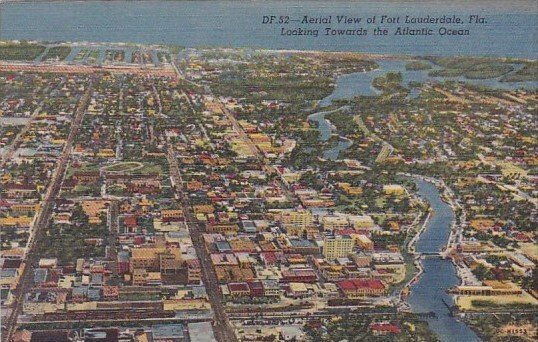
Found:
<box><xmin>417</xmin><ymin>251</ymin><xmax>450</xmax><ymax>259</ymax></box>
<box><xmin>420</xmin><ymin>252</ymin><xmax>442</xmax><ymax>256</ymax></box>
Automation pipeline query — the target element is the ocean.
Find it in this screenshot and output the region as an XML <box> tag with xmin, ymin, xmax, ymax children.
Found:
<box><xmin>0</xmin><ymin>0</ymin><xmax>536</xmax><ymax>58</ymax></box>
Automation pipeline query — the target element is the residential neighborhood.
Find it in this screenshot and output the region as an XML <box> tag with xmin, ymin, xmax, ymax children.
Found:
<box><xmin>0</xmin><ymin>41</ymin><xmax>536</xmax><ymax>342</ymax></box>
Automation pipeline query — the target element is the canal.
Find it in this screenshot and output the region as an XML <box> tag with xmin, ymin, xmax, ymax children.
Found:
<box><xmin>407</xmin><ymin>179</ymin><xmax>480</xmax><ymax>342</ymax></box>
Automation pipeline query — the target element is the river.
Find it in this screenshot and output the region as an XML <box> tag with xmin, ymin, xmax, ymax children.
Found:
<box><xmin>307</xmin><ymin>106</ymin><xmax>353</xmax><ymax>160</ymax></box>
<box><xmin>307</xmin><ymin>99</ymin><xmax>481</xmax><ymax>338</ymax></box>
<box><xmin>321</xmin><ymin>59</ymin><xmax>537</xmax><ymax>105</ymax></box>
<box><xmin>407</xmin><ymin>179</ymin><xmax>479</xmax><ymax>342</ymax></box>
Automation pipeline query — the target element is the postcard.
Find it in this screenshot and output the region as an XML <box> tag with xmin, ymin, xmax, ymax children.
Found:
<box><xmin>0</xmin><ymin>1</ymin><xmax>536</xmax><ymax>341</ymax></box>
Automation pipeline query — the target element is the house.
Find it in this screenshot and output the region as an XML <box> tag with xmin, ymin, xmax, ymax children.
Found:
<box><xmin>383</xmin><ymin>184</ymin><xmax>405</xmax><ymax>196</ymax></box>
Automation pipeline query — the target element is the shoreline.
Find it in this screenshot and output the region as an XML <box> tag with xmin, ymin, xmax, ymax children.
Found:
<box><xmin>398</xmin><ymin>209</ymin><xmax>430</xmax><ymax>304</ymax></box>
<box><xmin>1</xmin><ymin>40</ymin><xmax>536</xmax><ymax>64</ymax></box>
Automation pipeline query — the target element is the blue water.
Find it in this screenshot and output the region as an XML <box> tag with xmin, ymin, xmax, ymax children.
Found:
<box><xmin>1</xmin><ymin>1</ymin><xmax>537</xmax><ymax>58</ymax></box>
<box><xmin>408</xmin><ymin>258</ymin><xmax>480</xmax><ymax>342</ymax></box>
<box><xmin>307</xmin><ymin>106</ymin><xmax>355</xmax><ymax>160</ymax></box>
<box><xmin>414</xmin><ymin>180</ymin><xmax>455</xmax><ymax>253</ymax></box>
<box><xmin>407</xmin><ymin>179</ymin><xmax>479</xmax><ymax>342</ymax></box>
<box><xmin>322</xmin><ymin>59</ymin><xmax>537</xmax><ymax>105</ymax></box>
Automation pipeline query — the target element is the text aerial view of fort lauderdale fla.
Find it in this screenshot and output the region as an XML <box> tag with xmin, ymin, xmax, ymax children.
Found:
<box><xmin>0</xmin><ymin>1</ymin><xmax>536</xmax><ymax>341</ymax></box>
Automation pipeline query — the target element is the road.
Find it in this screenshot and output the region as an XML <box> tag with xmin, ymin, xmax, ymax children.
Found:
<box><xmin>166</xmin><ymin>62</ymin><xmax>304</xmax><ymax>342</ymax></box>
<box><xmin>166</xmin><ymin>146</ymin><xmax>238</xmax><ymax>342</ymax></box>
<box><xmin>2</xmin><ymin>80</ymin><xmax>93</xmax><ymax>342</ymax></box>
<box><xmin>107</xmin><ymin>200</ymin><xmax>119</xmax><ymax>279</ymax></box>
<box><xmin>213</xmin><ymin>99</ymin><xmax>297</xmax><ymax>202</ymax></box>
<box><xmin>0</xmin><ymin>106</ymin><xmax>41</xmax><ymax>167</ymax></box>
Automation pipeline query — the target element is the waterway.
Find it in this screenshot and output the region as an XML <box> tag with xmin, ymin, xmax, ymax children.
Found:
<box><xmin>307</xmin><ymin>106</ymin><xmax>353</xmax><ymax>160</ymax></box>
<box><xmin>308</xmin><ymin>61</ymin><xmax>511</xmax><ymax>339</ymax></box>
<box><xmin>321</xmin><ymin>59</ymin><xmax>537</xmax><ymax>105</ymax></box>
<box><xmin>310</xmin><ymin>58</ymin><xmax>536</xmax><ymax>160</ymax></box>
<box><xmin>407</xmin><ymin>179</ymin><xmax>479</xmax><ymax>342</ymax></box>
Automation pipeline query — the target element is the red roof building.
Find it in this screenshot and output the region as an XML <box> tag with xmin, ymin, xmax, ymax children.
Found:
<box><xmin>337</xmin><ymin>279</ymin><xmax>386</xmax><ymax>298</ymax></box>
<box><xmin>228</xmin><ymin>282</ymin><xmax>250</xmax><ymax>297</ymax></box>
<box><xmin>370</xmin><ymin>323</ymin><xmax>401</xmax><ymax>336</ymax></box>
<box><xmin>247</xmin><ymin>281</ymin><xmax>264</xmax><ymax>297</ymax></box>
<box><xmin>281</xmin><ymin>269</ymin><xmax>317</xmax><ymax>283</ymax></box>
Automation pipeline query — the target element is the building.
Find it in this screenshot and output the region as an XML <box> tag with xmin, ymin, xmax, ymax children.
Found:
<box><xmin>285</xmin><ymin>282</ymin><xmax>311</xmax><ymax>298</ymax></box>
<box><xmin>262</xmin><ymin>279</ymin><xmax>281</xmax><ymax>297</ymax></box>
<box><xmin>338</xmin><ymin>182</ymin><xmax>363</xmax><ymax>196</ymax></box>
<box><xmin>289</xmin><ymin>239</ymin><xmax>320</xmax><ymax>255</ymax></box>
<box><xmin>117</xmin><ymin>251</ymin><xmax>130</xmax><ymax>275</ymax></box>
<box><xmin>81</xmin><ymin>200</ymin><xmax>109</xmax><ymax>225</ymax></box>
<box><xmin>348</xmin><ymin>215</ymin><xmax>375</xmax><ymax>229</ymax></box>
<box><xmin>130</xmin><ymin>247</ymin><xmax>182</xmax><ymax>274</ymax></box>
<box><xmin>132</xmin><ymin>269</ymin><xmax>162</xmax><ymax>286</ymax></box>
<box><xmin>186</xmin><ymin>259</ymin><xmax>202</xmax><ymax>284</ymax></box>
<box><xmin>227</xmin><ymin>282</ymin><xmax>250</xmax><ymax>298</ymax></box>
<box><xmin>370</xmin><ymin>323</ymin><xmax>401</xmax><ymax>336</ymax></box>
<box><xmin>356</xmin><ymin>235</ymin><xmax>374</xmax><ymax>251</ymax></box>
<box><xmin>337</xmin><ymin>279</ymin><xmax>387</xmax><ymax>298</ymax></box>
<box><xmin>324</xmin><ymin>235</ymin><xmax>354</xmax><ymax>259</ymax></box>
<box><xmin>161</xmin><ymin>209</ymin><xmax>184</xmax><ymax>222</ymax></box>
<box><xmin>383</xmin><ymin>184</ymin><xmax>405</xmax><ymax>196</ymax></box>
<box><xmin>281</xmin><ymin>269</ymin><xmax>317</xmax><ymax>283</ymax></box>
<box><xmin>205</xmin><ymin>223</ymin><xmax>238</xmax><ymax>234</ymax></box>
<box><xmin>9</xmin><ymin>202</ymin><xmax>40</xmax><ymax>216</ymax></box>
<box><xmin>248</xmin><ymin>281</ymin><xmax>265</xmax><ymax>297</ymax></box>
<box><xmin>278</xmin><ymin>210</ymin><xmax>313</xmax><ymax>229</ymax></box>
<box><xmin>187</xmin><ymin>322</ymin><xmax>217</xmax><ymax>342</ymax></box>
<box><xmin>451</xmin><ymin>281</ymin><xmax>522</xmax><ymax>296</ymax></box>
<box><xmin>322</xmin><ymin>215</ymin><xmax>349</xmax><ymax>230</ymax></box>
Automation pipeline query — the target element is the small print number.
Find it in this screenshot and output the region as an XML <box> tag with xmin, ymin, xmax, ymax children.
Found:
<box><xmin>279</xmin><ymin>16</ymin><xmax>289</xmax><ymax>24</ymax></box>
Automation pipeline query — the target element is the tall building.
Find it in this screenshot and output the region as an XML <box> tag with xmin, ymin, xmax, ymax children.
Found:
<box><xmin>129</xmin><ymin>247</ymin><xmax>182</xmax><ymax>273</ymax></box>
<box><xmin>323</xmin><ymin>235</ymin><xmax>354</xmax><ymax>258</ymax></box>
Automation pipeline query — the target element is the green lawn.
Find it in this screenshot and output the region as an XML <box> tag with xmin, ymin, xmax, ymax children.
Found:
<box><xmin>501</xmin><ymin>61</ymin><xmax>538</xmax><ymax>82</ymax></box>
<box><xmin>102</xmin><ymin>161</ymin><xmax>143</xmax><ymax>172</ymax></box>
